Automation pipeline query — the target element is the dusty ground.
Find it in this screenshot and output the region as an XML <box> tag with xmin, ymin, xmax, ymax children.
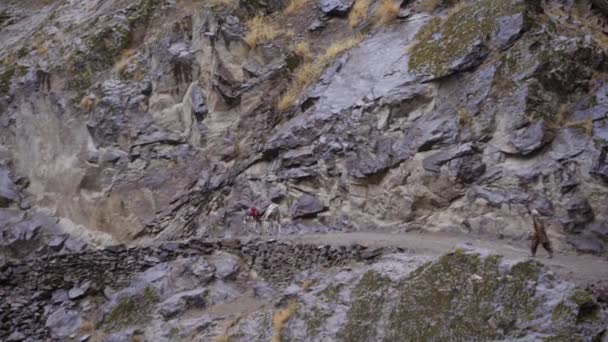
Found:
<box><xmin>284</xmin><ymin>232</ymin><xmax>608</xmax><ymax>287</ymax></box>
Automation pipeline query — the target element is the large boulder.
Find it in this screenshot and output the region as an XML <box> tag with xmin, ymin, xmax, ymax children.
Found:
<box><xmin>562</xmin><ymin>197</ymin><xmax>594</xmax><ymax>233</ymax></box>
<box><xmin>509</xmin><ymin>121</ymin><xmax>555</xmax><ymax>156</ymax></box>
<box><xmin>290</xmin><ymin>194</ymin><xmax>327</xmax><ymax>219</ymax></box>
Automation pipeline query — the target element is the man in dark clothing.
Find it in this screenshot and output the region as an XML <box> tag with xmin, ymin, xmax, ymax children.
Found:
<box><xmin>530</xmin><ymin>208</ymin><xmax>554</xmax><ymax>258</ymax></box>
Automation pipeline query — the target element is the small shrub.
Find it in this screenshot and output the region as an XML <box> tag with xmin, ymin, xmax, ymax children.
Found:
<box><xmin>457</xmin><ymin>108</ymin><xmax>472</xmax><ymax>128</ymax></box>
<box><xmin>292</xmin><ymin>41</ymin><xmax>312</xmax><ymax>62</ymax></box>
<box><xmin>272</xmin><ymin>299</ymin><xmax>297</xmax><ymax>342</ymax></box>
<box><xmin>349</xmin><ymin>0</ymin><xmax>372</xmax><ymax>27</ymax></box>
<box><xmin>375</xmin><ymin>0</ymin><xmax>400</xmax><ymax>25</ymax></box>
<box><xmin>284</xmin><ymin>0</ymin><xmax>309</xmax><ymax>14</ymax></box>
<box><xmin>245</xmin><ymin>15</ymin><xmax>281</xmax><ymax>48</ymax></box>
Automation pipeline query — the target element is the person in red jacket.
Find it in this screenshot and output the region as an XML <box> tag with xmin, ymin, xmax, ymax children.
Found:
<box><xmin>245</xmin><ymin>206</ymin><xmax>263</xmax><ymax>233</ymax></box>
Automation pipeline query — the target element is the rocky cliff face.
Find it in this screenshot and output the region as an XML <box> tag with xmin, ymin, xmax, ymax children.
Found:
<box><xmin>2</xmin><ymin>0</ymin><xmax>608</xmax><ymax>340</ymax></box>
<box><xmin>1</xmin><ymin>240</ymin><xmax>607</xmax><ymax>341</ymax></box>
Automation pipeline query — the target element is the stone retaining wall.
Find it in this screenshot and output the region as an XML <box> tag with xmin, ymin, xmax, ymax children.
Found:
<box><xmin>0</xmin><ymin>238</ymin><xmax>386</xmax><ymax>340</ymax></box>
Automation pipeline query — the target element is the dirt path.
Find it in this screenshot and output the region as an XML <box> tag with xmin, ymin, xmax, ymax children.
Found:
<box><xmin>283</xmin><ymin>232</ymin><xmax>608</xmax><ymax>287</ymax></box>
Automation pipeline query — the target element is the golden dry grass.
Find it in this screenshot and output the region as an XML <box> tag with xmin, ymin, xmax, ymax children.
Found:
<box><xmin>272</xmin><ymin>299</ymin><xmax>297</xmax><ymax>342</ymax></box>
<box><xmin>301</xmin><ymin>279</ymin><xmax>314</xmax><ymax>291</ymax></box>
<box><xmin>79</xmin><ymin>95</ymin><xmax>97</xmax><ymax>112</ymax></box>
<box><xmin>420</xmin><ymin>0</ymin><xmax>441</xmax><ymax>12</ymax></box>
<box><xmin>278</xmin><ymin>36</ymin><xmax>363</xmax><ymax>111</ymax></box>
<box><xmin>321</xmin><ymin>36</ymin><xmax>363</xmax><ymax>62</ymax></box>
<box><xmin>420</xmin><ymin>0</ymin><xmax>461</xmax><ymax>13</ymax></box>
<box><xmin>245</xmin><ymin>15</ymin><xmax>282</xmax><ymax>48</ymax></box>
<box><xmin>284</xmin><ymin>0</ymin><xmax>309</xmax><ymax>15</ymax></box>
<box><xmin>349</xmin><ymin>0</ymin><xmax>372</xmax><ymax>27</ymax></box>
<box><xmin>292</xmin><ymin>41</ymin><xmax>312</xmax><ymax>62</ymax></box>
<box><xmin>35</xmin><ymin>40</ymin><xmax>50</xmax><ymax>56</ymax></box>
<box><xmin>374</xmin><ymin>0</ymin><xmax>400</xmax><ymax>25</ymax></box>
<box><xmin>556</xmin><ymin>103</ymin><xmax>572</xmax><ymax>126</ymax></box>
<box><xmin>566</xmin><ymin>118</ymin><xmax>594</xmax><ymax>136</ymax></box>
<box><xmin>457</xmin><ymin>108</ymin><xmax>472</xmax><ymax>128</ymax></box>
<box><xmin>113</xmin><ymin>48</ymin><xmax>138</xmax><ymax>74</ymax></box>
<box><xmin>215</xmin><ymin>317</ymin><xmax>240</xmax><ymax>342</ymax></box>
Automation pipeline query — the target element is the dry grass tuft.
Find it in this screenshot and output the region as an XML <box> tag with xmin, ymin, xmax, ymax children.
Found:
<box><xmin>566</xmin><ymin>118</ymin><xmax>595</xmax><ymax>136</ymax></box>
<box><xmin>79</xmin><ymin>94</ymin><xmax>97</xmax><ymax>112</ymax></box>
<box><xmin>215</xmin><ymin>317</ymin><xmax>240</xmax><ymax>342</ymax></box>
<box><xmin>35</xmin><ymin>40</ymin><xmax>50</xmax><ymax>56</ymax></box>
<box><xmin>205</xmin><ymin>0</ymin><xmax>236</xmax><ymax>9</ymax></box>
<box><xmin>245</xmin><ymin>15</ymin><xmax>282</xmax><ymax>48</ymax></box>
<box><xmin>278</xmin><ymin>36</ymin><xmax>363</xmax><ymax>111</ymax></box>
<box><xmin>114</xmin><ymin>48</ymin><xmax>138</xmax><ymax>74</ymax></box>
<box><xmin>556</xmin><ymin>103</ymin><xmax>571</xmax><ymax>126</ymax></box>
<box><xmin>292</xmin><ymin>41</ymin><xmax>312</xmax><ymax>62</ymax></box>
<box><xmin>420</xmin><ymin>0</ymin><xmax>441</xmax><ymax>12</ymax></box>
<box><xmin>301</xmin><ymin>279</ymin><xmax>314</xmax><ymax>291</ymax></box>
<box><xmin>457</xmin><ymin>108</ymin><xmax>472</xmax><ymax>128</ymax></box>
<box><xmin>349</xmin><ymin>0</ymin><xmax>372</xmax><ymax>27</ymax></box>
<box><xmin>284</xmin><ymin>0</ymin><xmax>309</xmax><ymax>15</ymax></box>
<box><xmin>420</xmin><ymin>0</ymin><xmax>461</xmax><ymax>13</ymax></box>
<box><xmin>374</xmin><ymin>0</ymin><xmax>400</xmax><ymax>25</ymax></box>
<box><xmin>321</xmin><ymin>36</ymin><xmax>363</xmax><ymax>62</ymax></box>
<box><xmin>272</xmin><ymin>299</ymin><xmax>297</xmax><ymax>342</ymax></box>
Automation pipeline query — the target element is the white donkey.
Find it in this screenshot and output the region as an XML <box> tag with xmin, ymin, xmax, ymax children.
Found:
<box><xmin>261</xmin><ymin>203</ymin><xmax>282</xmax><ymax>236</ymax></box>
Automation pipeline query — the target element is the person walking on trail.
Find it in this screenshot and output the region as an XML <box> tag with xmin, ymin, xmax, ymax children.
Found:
<box><xmin>529</xmin><ymin>208</ymin><xmax>554</xmax><ymax>259</ymax></box>
<box><xmin>245</xmin><ymin>207</ymin><xmax>263</xmax><ymax>233</ymax></box>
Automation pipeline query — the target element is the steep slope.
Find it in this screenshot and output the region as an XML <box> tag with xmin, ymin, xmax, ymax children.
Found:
<box><xmin>2</xmin><ymin>0</ymin><xmax>608</xmax><ymax>339</ymax></box>
<box><xmin>1</xmin><ymin>0</ymin><xmax>608</xmax><ymax>255</ymax></box>
<box><xmin>2</xmin><ymin>241</ymin><xmax>606</xmax><ymax>341</ymax></box>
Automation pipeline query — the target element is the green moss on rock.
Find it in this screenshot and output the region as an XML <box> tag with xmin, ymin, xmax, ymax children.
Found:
<box><xmin>0</xmin><ymin>66</ymin><xmax>16</xmax><ymax>94</ymax></box>
<box><xmin>570</xmin><ymin>289</ymin><xmax>600</xmax><ymax>323</ymax></box>
<box><xmin>104</xmin><ymin>287</ymin><xmax>160</xmax><ymax>329</ymax></box>
<box><xmin>409</xmin><ymin>0</ymin><xmax>529</xmax><ymax>78</ymax></box>
<box><xmin>383</xmin><ymin>253</ymin><xmax>546</xmax><ymax>341</ymax></box>
<box><xmin>338</xmin><ymin>271</ymin><xmax>391</xmax><ymax>342</ymax></box>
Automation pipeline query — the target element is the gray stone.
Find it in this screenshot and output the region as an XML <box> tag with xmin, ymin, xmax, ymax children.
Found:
<box><xmin>493</xmin><ymin>13</ymin><xmax>525</xmax><ymax>49</ymax></box>
<box><xmin>159</xmin><ymin>288</ymin><xmax>207</xmax><ymax>319</ymax></box>
<box><xmin>0</xmin><ymin>167</ymin><xmax>18</xmax><ymax>208</ymax></box>
<box><xmin>562</xmin><ymin>197</ymin><xmax>594</xmax><ymax>233</ymax></box>
<box><xmin>567</xmin><ymin>236</ymin><xmax>605</xmax><ymax>255</ymax></box>
<box><xmin>423</xmin><ymin>143</ymin><xmax>475</xmax><ymax>173</ymax></box>
<box><xmin>210</xmin><ymin>252</ymin><xmax>240</xmax><ymax>280</ymax></box>
<box><xmin>590</xmin><ymin>221</ymin><xmax>608</xmax><ymax>242</ymax></box>
<box><xmin>307</xmin><ymin>20</ymin><xmax>326</xmax><ymax>32</ymax></box>
<box><xmin>190</xmin><ymin>258</ymin><xmax>215</xmax><ymax>284</ymax></box>
<box><xmin>448</xmin><ymin>154</ymin><xmax>486</xmax><ymax>184</ymax></box>
<box><xmin>318</xmin><ymin>0</ymin><xmax>354</xmax><ymax>16</ymax></box>
<box><xmin>6</xmin><ymin>331</ymin><xmax>25</xmax><ymax>341</ymax></box>
<box><xmin>282</xmin><ymin>146</ymin><xmax>316</xmax><ymax>168</ymax></box>
<box><xmin>591</xmin><ymin>147</ymin><xmax>608</xmax><ymax>184</ymax></box>
<box><xmin>45</xmin><ymin>308</ymin><xmax>82</xmax><ymax>339</ymax></box>
<box><xmin>254</xmin><ymin>281</ymin><xmax>278</xmax><ymax>299</ymax></box>
<box><xmin>290</xmin><ymin>194</ymin><xmax>327</xmax><ymax>218</ymax></box>
<box><xmin>509</xmin><ymin>121</ymin><xmax>555</xmax><ymax>156</ymax></box>
<box><xmin>52</xmin><ymin>289</ymin><xmax>69</xmax><ymax>304</ymax></box>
